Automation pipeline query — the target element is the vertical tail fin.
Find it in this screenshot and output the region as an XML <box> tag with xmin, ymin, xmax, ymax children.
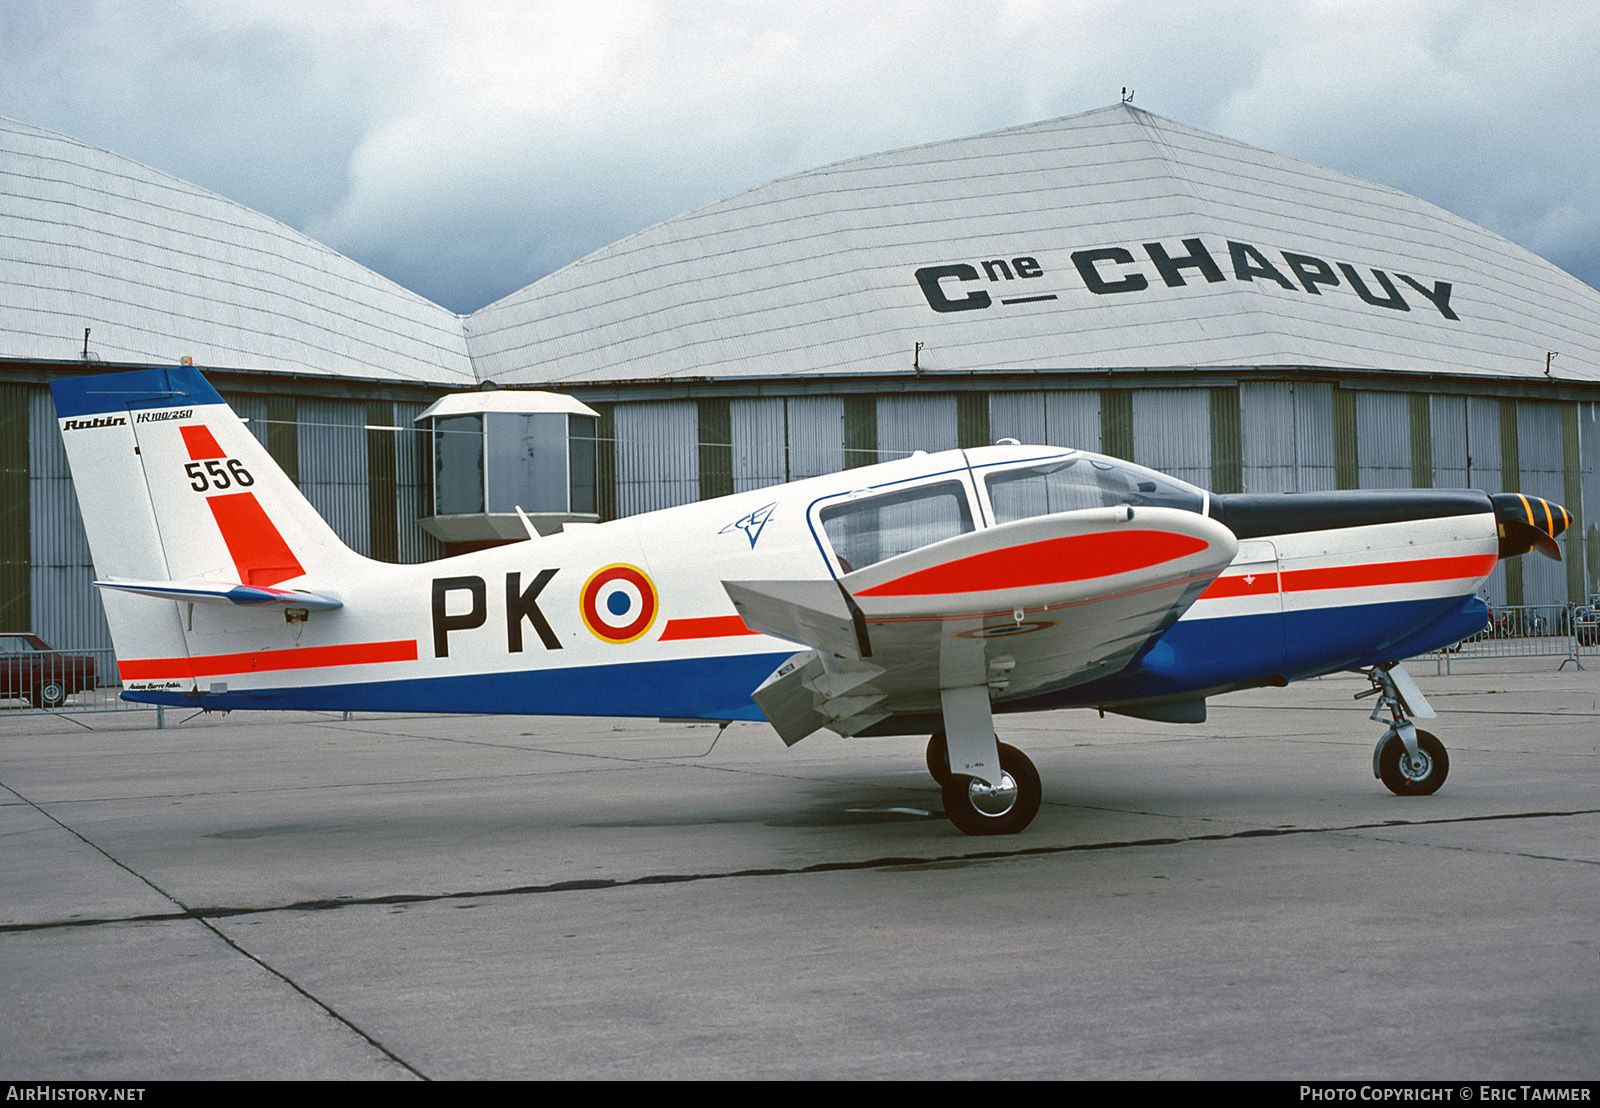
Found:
<box><xmin>51</xmin><ymin>367</ymin><xmax>364</xmax><ymax>671</ymax></box>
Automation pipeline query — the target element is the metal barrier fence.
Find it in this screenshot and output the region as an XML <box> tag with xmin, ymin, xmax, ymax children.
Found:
<box><xmin>0</xmin><ymin>646</ymin><xmax>163</xmax><ymax>722</ymax></box>
<box><xmin>1431</xmin><ymin>604</ymin><xmax>1596</xmax><ymax>674</ymax></box>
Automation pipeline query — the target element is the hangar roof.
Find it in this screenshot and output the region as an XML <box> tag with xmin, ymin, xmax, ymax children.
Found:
<box><xmin>3</xmin><ymin>106</ymin><xmax>1596</xmax><ymax>391</ymax></box>
<box><xmin>465</xmin><ymin>104</ymin><xmax>1600</xmax><ymax>387</ymax></box>
<box><xmin>0</xmin><ymin>115</ymin><xmax>473</xmax><ymax>386</ymax></box>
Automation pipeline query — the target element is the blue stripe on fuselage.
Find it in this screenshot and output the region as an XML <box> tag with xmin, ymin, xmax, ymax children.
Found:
<box><xmin>1039</xmin><ymin>593</ymin><xmax>1487</xmax><ymax>709</ymax></box>
<box><xmin>123</xmin><ymin>649</ymin><xmax>799</xmax><ymax>719</ymax></box>
<box><xmin>123</xmin><ymin>595</ymin><xmax>1488</xmax><ymax>722</ymax></box>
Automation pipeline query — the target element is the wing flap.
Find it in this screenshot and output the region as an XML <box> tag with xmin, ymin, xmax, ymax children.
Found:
<box><xmin>751</xmin><ymin>651</ymin><xmax>890</xmax><ymax>745</ymax></box>
<box><xmin>723</xmin><ymin>578</ymin><xmax>861</xmax><ymax>660</ymax></box>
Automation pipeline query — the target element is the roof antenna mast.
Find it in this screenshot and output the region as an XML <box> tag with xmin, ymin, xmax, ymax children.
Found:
<box><xmin>1121</xmin><ymin>87</ymin><xmax>1135</xmax><ymax>104</ymax></box>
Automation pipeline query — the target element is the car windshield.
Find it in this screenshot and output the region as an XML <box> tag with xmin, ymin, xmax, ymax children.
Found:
<box><xmin>819</xmin><ymin>480</ymin><xmax>975</xmax><ymax>573</ymax></box>
<box><xmin>0</xmin><ymin>635</ymin><xmax>42</xmax><ymax>652</ymax></box>
<box><xmin>985</xmin><ymin>456</ymin><xmax>1204</xmax><ymax>524</ymax></box>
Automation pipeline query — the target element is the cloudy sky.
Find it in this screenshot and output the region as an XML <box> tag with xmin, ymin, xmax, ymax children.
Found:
<box><xmin>3</xmin><ymin>0</ymin><xmax>1597</xmax><ymax>314</ymax></box>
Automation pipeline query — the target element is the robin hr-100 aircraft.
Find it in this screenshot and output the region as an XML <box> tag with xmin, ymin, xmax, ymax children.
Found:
<box><xmin>53</xmin><ymin>367</ymin><xmax>1571</xmax><ymax>835</ymax></box>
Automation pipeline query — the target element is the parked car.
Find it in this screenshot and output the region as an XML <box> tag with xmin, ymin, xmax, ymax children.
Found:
<box><xmin>0</xmin><ymin>633</ymin><xmax>98</xmax><ymax>708</ymax></box>
<box><xmin>1575</xmin><ymin>599</ymin><xmax>1600</xmax><ymax>647</ymax></box>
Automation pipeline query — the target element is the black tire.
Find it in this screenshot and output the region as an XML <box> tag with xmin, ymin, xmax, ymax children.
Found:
<box><xmin>1378</xmin><ymin>729</ymin><xmax>1449</xmax><ymax>796</ymax></box>
<box><xmin>925</xmin><ymin>731</ymin><xmax>952</xmax><ymax>786</ymax></box>
<box><xmin>941</xmin><ymin>742</ymin><xmax>1041</xmax><ymax>835</ymax></box>
<box><xmin>30</xmin><ymin>680</ymin><xmax>68</xmax><ymax>709</ymax></box>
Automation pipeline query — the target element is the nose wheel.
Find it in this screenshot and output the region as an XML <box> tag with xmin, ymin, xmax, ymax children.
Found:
<box><xmin>1361</xmin><ymin>663</ymin><xmax>1450</xmax><ymax>797</ymax></box>
<box><xmin>1377</xmin><ymin>728</ymin><xmax>1449</xmax><ymax>796</ymax></box>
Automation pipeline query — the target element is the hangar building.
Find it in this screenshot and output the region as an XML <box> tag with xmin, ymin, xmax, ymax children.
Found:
<box><xmin>3</xmin><ymin>104</ymin><xmax>1598</xmax><ymax>657</ymax></box>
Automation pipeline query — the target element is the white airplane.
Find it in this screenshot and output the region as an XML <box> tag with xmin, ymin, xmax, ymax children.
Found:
<box><xmin>52</xmin><ymin>367</ymin><xmax>1570</xmax><ymax>835</ymax></box>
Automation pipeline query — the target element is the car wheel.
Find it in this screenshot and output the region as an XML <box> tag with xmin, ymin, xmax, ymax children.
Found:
<box><xmin>30</xmin><ymin>680</ymin><xmax>68</xmax><ymax>709</ymax></box>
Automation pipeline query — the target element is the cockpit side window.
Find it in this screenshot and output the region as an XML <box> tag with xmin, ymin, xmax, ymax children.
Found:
<box><xmin>986</xmin><ymin>457</ymin><xmax>1204</xmax><ymax>525</ymax></box>
<box><xmin>819</xmin><ymin>480</ymin><xmax>974</xmax><ymax>573</ymax></box>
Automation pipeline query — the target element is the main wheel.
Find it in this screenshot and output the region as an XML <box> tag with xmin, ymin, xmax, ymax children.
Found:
<box><xmin>30</xmin><ymin>680</ymin><xmax>68</xmax><ymax>709</ymax></box>
<box><xmin>1378</xmin><ymin>729</ymin><xmax>1449</xmax><ymax>796</ymax></box>
<box><xmin>925</xmin><ymin>731</ymin><xmax>951</xmax><ymax>786</ymax></box>
<box><xmin>941</xmin><ymin>742</ymin><xmax>1041</xmax><ymax>835</ymax></box>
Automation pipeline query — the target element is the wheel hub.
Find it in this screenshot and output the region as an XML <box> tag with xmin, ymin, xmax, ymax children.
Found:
<box><xmin>966</xmin><ymin>772</ymin><xmax>1019</xmax><ymax>817</ymax></box>
<box><xmin>1402</xmin><ymin>750</ymin><xmax>1433</xmax><ymax>781</ymax></box>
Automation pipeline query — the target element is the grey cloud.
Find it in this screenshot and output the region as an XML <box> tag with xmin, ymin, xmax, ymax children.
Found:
<box><xmin>2</xmin><ymin>0</ymin><xmax>1596</xmax><ymax>315</ymax></box>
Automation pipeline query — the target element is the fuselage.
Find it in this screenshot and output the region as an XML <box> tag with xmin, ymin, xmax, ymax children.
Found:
<box><xmin>117</xmin><ymin>444</ymin><xmax>1498</xmax><ymax>727</ymax></box>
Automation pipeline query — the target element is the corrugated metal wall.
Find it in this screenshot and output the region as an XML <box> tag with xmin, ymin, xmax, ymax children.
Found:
<box><xmin>787</xmin><ymin>397</ymin><xmax>846</xmax><ymax>480</ymax></box>
<box><xmin>1430</xmin><ymin>395</ymin><xmax>1470</xmax><ymax>489</ymax></box>
<box><xmin>1355</xmin><ymin>391</ymin><xmax>1411</xmax><ymax>490</ymax></box>
<box><xmin>877</xmin><ymin>395</ymin><xmax>957</xmax><ymax>459</ymax></box>
<box><xmin>15</xmin><ymin>378</ymin><xmax>1600</xmax><ymax>656</ymax></box>
<box><xmin>1133</xmin><ymin>389</ymin><xmax>1210</xmax><ymax>490</ymax></box>
<box><xmin>614</xmin><ymin>401</ymin><xmax>698</xmax><ymax>515</ymax></box>
<box><xmin>592</xmin><ymin>388</ymin><xmax>1592</xmax><ymax>617</ymax></box>
<box><xmin>392</xmin><ymin>399</ymin><xmax>444</xmax><ymax>564</ymax></box>
<box><xmin>1518</xmin><ymin>400</ymin><xmax>1568</xmax><ymax>607</ymax></box>
<box><xmin>1239</xmin><ymin>382</ymin><xmax>1298</xmax><ymax>492</ymax></box>
<box><xmin>28</xmin><ymin>386</ymin><xmax>108</xmax><ymax>652</ymax></box>
<box><xmin>298</xmin><ymin>397</ymin><xmax>371</xmax><ymax>556</ymax></box>
<box><xmin>730</xmin><ymin>398</ymin><xmax>787</xmax><ymax>492</ymax></box>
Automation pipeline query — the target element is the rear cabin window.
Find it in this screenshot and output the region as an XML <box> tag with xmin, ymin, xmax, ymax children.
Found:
<box><xmin>820</xmin><ymin>480</ymin><xmax>975</xmax><ymax>573</ymax></box>
<box><xmin>986</xmin><ymin>457</ymin><xmax>1204</xmax><ymax>525</ymax></box>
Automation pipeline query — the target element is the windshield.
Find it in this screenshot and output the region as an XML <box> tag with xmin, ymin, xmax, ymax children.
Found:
<box><xmin>985</xmin><ymin>456</ymin><xmax>1204</xmax><ymax>525</ymax></box>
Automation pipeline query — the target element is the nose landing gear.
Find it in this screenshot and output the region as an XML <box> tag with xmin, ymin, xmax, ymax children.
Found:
<box><xmin>1360</xmin><ymin>662</ymin><xmax>1450</xmax><ymax>796</ymax></box>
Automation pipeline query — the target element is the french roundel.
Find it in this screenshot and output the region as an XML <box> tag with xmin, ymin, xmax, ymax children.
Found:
<box><xmin>580</xmin><ymin>564</ymin><xmax>659</xmax><ymax>644</ymax></box>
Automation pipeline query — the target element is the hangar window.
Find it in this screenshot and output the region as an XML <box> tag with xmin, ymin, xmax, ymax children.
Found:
<box><xmin>820</xmin><ymin>480</ymin><xmax>974</xmax><ymax>573</ymax></box>
<box><xmin>985</xmin><ymin>457</ymin><xmax>1204</xmax><ymax>524</ymax></box>
<box><xmin>416</xmin><ymin>392</ymin><xmax>601</xmax><ymax>544</ymax></box>
<box><xmin>430</xmin><ymin>414</ymin><xmax>486</xmax><ymax>515</ymax></box>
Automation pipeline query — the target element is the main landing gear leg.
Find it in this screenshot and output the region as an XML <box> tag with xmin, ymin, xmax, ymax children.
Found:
<box><xmin>933</xmin><ymin>687</ymin><xmax>1041</xmax><ymax>835</ymax></box>
<box><xmin>1359</xmin><ymin>662</ymin><xmax>1450</xmax><ymax>796</ymax></box>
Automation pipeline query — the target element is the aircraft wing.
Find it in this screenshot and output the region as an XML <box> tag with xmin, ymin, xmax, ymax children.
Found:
<box><xmin>728</xmin><ymin>506</ymin><xmax>1238</xmax><ymax>743</ymax></box>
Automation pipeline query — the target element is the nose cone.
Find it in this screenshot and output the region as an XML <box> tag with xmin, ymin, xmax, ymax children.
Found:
<box><xmin>1491</xmin><ymin>493</ymin><xmax>1570</xmax><ymax>560</ymax></box>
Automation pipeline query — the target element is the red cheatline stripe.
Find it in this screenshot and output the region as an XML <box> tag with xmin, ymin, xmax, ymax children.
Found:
<box><xmin>119</xmin><ymin>639</ymin><xmax>418</xmax><ymax>681</ymax></box>
<box><xmin>658</xmin><ymin>615</ymin><xmax>759</xmax><ymax>641</ymax></box>
<box><xmin>207</xmin><ymin>492</ymin><xmax>305</xmax><ymax>587</ymax></box>
<box><xmin>855</xmin><ymin>530</ymin><xmax>1210</xmax><ymax>598</ymax></box>
<box><xmin>1199</xmin><ymin>554</ymin><xmax>1497</xmax><ymax>600</ymax></box>
<box><xmin>1198</xmin><ymin>572</ymin><xmax>1281</xmax><ymax>600</ymax></box>
<box><xmin>180</xmin><ymin>424</ymin><xmax>226</xmax><ymax>459</ymax></box>
<box><xmin>1281</xmin><ymin>554</ymin><xmax>1497</xmax><ymax>592</ymax></box>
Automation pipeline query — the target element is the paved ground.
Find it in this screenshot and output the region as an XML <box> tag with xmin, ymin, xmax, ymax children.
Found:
<box><xmin>1</xmin><ymin>657</ymin><xmax>1595</xmax><ymax>1080</ymax></box>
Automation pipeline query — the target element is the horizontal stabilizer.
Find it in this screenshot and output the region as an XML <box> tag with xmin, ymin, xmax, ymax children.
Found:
<box><xmin>95</xmin><ymin>578</ymin><xmax>343</xmax><ymax>611</ymax></box>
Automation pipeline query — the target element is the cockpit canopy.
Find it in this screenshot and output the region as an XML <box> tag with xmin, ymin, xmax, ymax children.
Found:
<box><xmin>817</xmin><ymin>450</ymin><xmax>1207</xmax><ymax>573</ymax></box>
<box><xmin>984</xmin><ymin>455</ymin><xmax>1205</xmax><ymax>524</ymax></box>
